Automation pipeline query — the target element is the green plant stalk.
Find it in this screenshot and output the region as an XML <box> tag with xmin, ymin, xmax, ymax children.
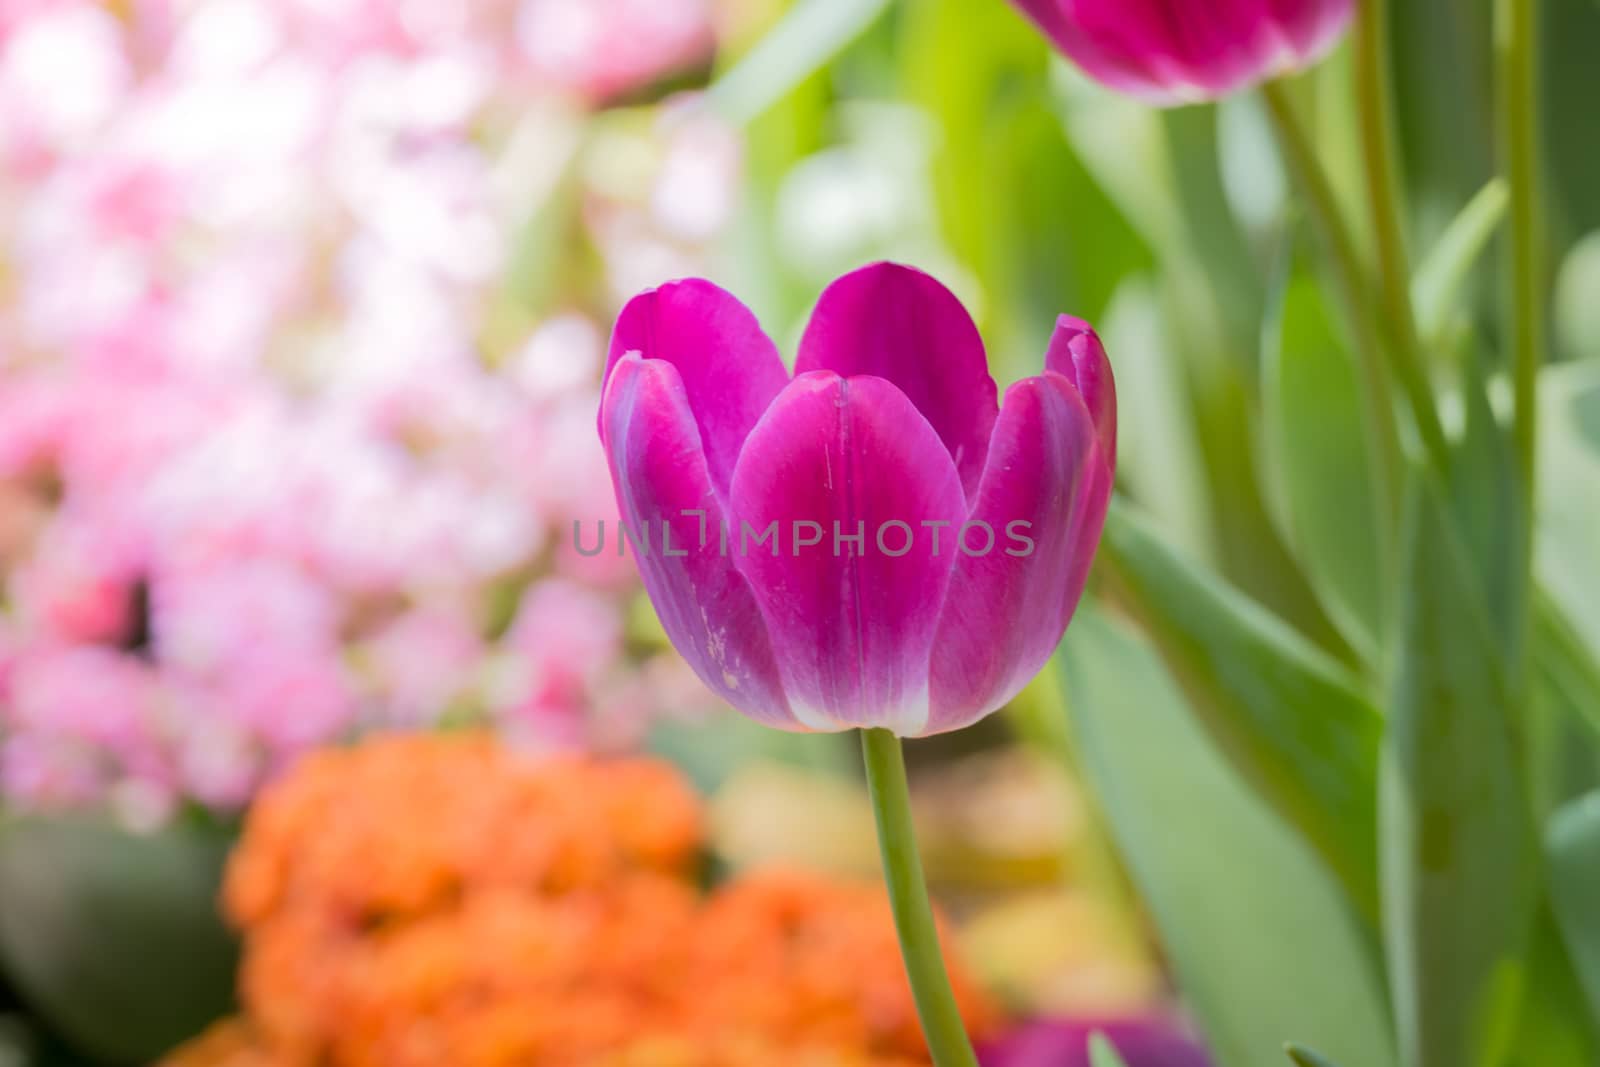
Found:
<box><xmin>1353</xmin><ymin>0</ymin><xmax>1451</xmax><ymax>469</ymax></box>
<box><xmin>1260</xmin><ymin>79</ymin><xmax>1404</xmax><ymax>596</ymax></box>
<box><xmin>860</xmin><ymin>728</ymin><xmax>979</xmax><ymax>1067</ymax></box>
<box><xmin>1498</xmin><ymin>0</ymin><xmax>1541</xmax><ymax>669</ymax></box>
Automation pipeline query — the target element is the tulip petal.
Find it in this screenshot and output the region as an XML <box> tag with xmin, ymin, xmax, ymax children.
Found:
<box><xmin>1267</xmin><ymin>0</ymin><xmax>1353</xmax><ymax>58</ymax></box>
<box><xmin>1045</xmin><ymin>315</ymin><xmax>1117</xmax><ymax>471</ymax></box>
<box><xmin>1014</xmin><ymin>0</ymin><xmax>1206</xmax><ymax>102</ymax></box>
<box><xmin>927</xmin><ymin>373</ymin><xmax>1113</xmax><ymax>734</ymax></box>
<box><xmin>606</xmin><ymin>279</ymin><xmax>790</xmax><ymax>499</ymax></box>
<box><xmin>1017</xmin><ymin>0</ymin><xmax>1352</xmax><ymax>103</ymax></box>
<box><xmin>795</xmin><ymin>263</ymin><xmax>998</xmax><ymax>500</ymax></box>
<box><xmin>728</xmin><ymin>372</ymin><xmax>968</xmax><ymax>734</ymax></box>
<box><xmin>600</xmin><ymin>353</ymin><xmax>794</xmax><ymax>727</ymax></box>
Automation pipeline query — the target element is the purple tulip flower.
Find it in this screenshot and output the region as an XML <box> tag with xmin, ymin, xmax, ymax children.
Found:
<box><xmin>980</xmin><ymin>1017</ymin><xmax>1212</xmax><ymax>1067</ymax></box>
<box><xmin>1007</xmin><ymin>0</ymin><xmax>1353</xmax><ymax>105</ymax></box>
<box><xmin>598</xmin><ymin>263</ymin><xmax>1114</xmax><ymax>737</ymax></box>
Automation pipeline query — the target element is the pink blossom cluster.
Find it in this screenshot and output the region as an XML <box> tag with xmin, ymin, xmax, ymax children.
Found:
<box><xmin>0</xmin><ymin>0</ymin><xmax>738</xmax><ymax>821</ymax></box>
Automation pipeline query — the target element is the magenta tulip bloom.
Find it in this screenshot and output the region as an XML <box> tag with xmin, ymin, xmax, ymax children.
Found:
<box><xmin>980</xmin><ymin>1017</ymin><xmax>1212</xmax><ymax>1067</ymax></box>
<box><xmin>1008</xmin><ymin>0</ymin><xmax>1352</xmax><ymax>105</ymax></box>
<box><xmin>598</xmin><ymin>263</ymin><xmax>1114</xmax><ymax>737</ymax></box>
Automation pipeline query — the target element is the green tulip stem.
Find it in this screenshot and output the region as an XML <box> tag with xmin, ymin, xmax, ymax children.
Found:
<box><xmin>1353</xmin><ymin>0</ymin><xmax>1451</xmax><ymax>470</ymax></box>
<box><xmin>859</xmin><ymin>727</ymin><xmax>979</xmax><ymax>1067</ymax></box>
<box><xmin>1498</xmin><ymin>0</ymin><xmax>1541</xmax><ymax>667</ymax></box>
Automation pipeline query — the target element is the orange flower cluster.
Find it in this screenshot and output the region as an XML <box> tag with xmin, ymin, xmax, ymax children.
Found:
<box><xmin>167</xmin><ymin>734</ymin><xmax>997</xmax><ymax>1067</ymax></box>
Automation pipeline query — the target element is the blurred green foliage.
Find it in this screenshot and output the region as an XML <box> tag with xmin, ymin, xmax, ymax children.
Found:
<box><xmin>704</xmin><ymin>0</ymin><xmax>1600</xmax><ymax>1063</ymax></box>
<box><xmin>0</xmin><ymin>816</ymin><xmax>238</xmax><ymax>1065</ymax></box>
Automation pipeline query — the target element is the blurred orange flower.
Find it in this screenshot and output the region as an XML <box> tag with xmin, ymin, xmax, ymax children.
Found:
<box><xmin>169</xmin><ymin>733</ymin><xmax>997</xmax><ymax>1067</ymax></box>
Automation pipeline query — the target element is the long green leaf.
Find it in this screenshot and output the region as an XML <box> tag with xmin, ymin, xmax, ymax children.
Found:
<box><xmin>1412</xmin><ymin>178</ymin><xmax>1508</xmax><ymax>347</ymax></box>
<box><xmin>1382</xmin><ymin>480</ymin><xmax>1537</xmax><ymax>1067</ymax></box>
<box><xmin>1098</xmin><ymin>500</ymin><xmax>1382</xmax><ymax>920</ymax></box>
<box><xmin>1538</xmin><ymin>361</ymin><xmax>1600</xmax><ymax>661</ymax></box>
<box><xmin>1544</xmin><ymin>0</ymin><xmax>1600</xmax><ymax>252</ymax></box>
<box><xmin>1529</xmin><ymin>592</ymin><xmax>1600</xmax><ymax>817</ymax></box>
<box><xmin>1264</xmin><ymin>265</ymin><xmax>1385</xmax><ymax>664</ymax></box>
<box><xmin>1443</xmin><ymin>345</ymin><xmax>1521</xmax><ymax>652</ymax></box>
<box><xmin>1161</xmin><ymin>105</ymin><xmax>1266</xmax><ymax>356</ymax></box>
<box><xmin>1387</xmin><ymin>0</ymin><xmax>1494</xmax><ymax>248</ymax></box>
<box><xmin>1547</xmin><ymin>792</ymin><xmax>1600</xmax><ymax>1028</ymax></box>
<box><xmin>1505</xmin><ymin>903</ymin><xmax>1599</xmax><ymax>1067</ymax></box>
<box><xmin>1056</xmin><ymin>65</ymin><xmax>1340</xmax><ymax>648</ymax></box>
<box><xmin>1555</xmin><ymin>233</ymin><xmax>1600</xmax><ymax>362</ymax></box>
<box><xmin>1060</xmin><ymin>607</ymin><xmax>1396</xmax><ymax>1067</ymax></box>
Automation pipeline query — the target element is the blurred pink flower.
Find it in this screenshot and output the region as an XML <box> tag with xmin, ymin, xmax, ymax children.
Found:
<box><xmin>512</xmin><ymin>313</ymin><xmax>604</xmax><ymax>401</ymax></box>
<box><xmin>584</xmin><ymin>96</ymin><xmax>742</xmax><ymax>303</ymax></box>
<box><xmin>535</xmin><ymin>391</ymin><xmax>633</xmax><ymax>585</ymax></box>
<box><xmin>1</xmin><ymin>732</ymin><xmax>106</xmax><ymax>809</ymax></box>
<box><xmin>150</xmin><ymin>557</ymin><xmax>340</xmax><ymax>675</ymax></box>
<box><xmin>651</xmin><ymin>99</ymin><xmax>743</xmax><ymax>243</ymax></box>
<box><xmin>493</xmin><ymin>578</ymin><xmax>625</xmax><ymax>742</ymax></box>
<box><xmin>166</xmin><ymin>688</ymin><xmax>262</xmax><ymax>811</ymax></box>
<box><xmin>0</xmin><ymin>0</ymin><xmax>742</xmax><ymax>818</ymax></box>
<box><xmin>0</xmin><ymin>2</ymin><xmax>129</xmax><ymax>167</ymax></box>
<box><xmin>516</xmin><ymin>0</ymin><xmax>714</xmax><ymax>102</ymax></box>
<box><xmin>361</xmin><ymin>603</ymin><xmax>488</xmax><ymax>726</ymax></box>
<box><xmin>1</xmin><ymin>643</ymin><xmax>168</xmax><ymax>798</ymax></box>
<box><xmin>206</xmin><ymin>649</ymin><xmax>358</xmax><ymax>753</ymax></box>
<box><xmin>8</xmin><ymin>517</ymin><xmax>144</xmax><ymax>645</ymax></box>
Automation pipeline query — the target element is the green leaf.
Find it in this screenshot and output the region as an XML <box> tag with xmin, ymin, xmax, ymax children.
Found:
<box><xmin>1555</xmin><ymin>232</ymin><xmax>1600</xmax><ymax>361</ymax></box>
<box><xmin>1097</xmin><ymin>280</ymin><xmax>1213</xmax><ymax>562</ymax></box>
<box><xmin>1047</xmin><ymin>62</ymin><xmax>1181</xmax><ymax>254</ymax></box>
<box><xmin>1155</xmin><ymin>264</ymin><xmax>1349</xmax><ymax>653</ymax></box>
<box><xmin>706</xmin><ymin>0</ymin><xmax>891</xmax><ymax>124</ymax></box>
<box><xmin>1382</xmin><ymin>480</ymin><xmax>1538</xmax><ymax>1067</ymax></box>
<box><xmin>1263</xmin><ymin>265</ymin><xmax>1384</xmax><ymax>664</ymax></box>
<box><xmin>1052</xmin><ymin>56</ymin><xmax>1338</xmax><ymax>649</ymax></box>
<box><xmin>1547</xmin><ymin>792</ymin><xmax>1600</xmax><ymax>1028</ymax></box>
<box><xmin>1443</xmin><ymin>346</ymin><xmax>1522</xmax><ymax>651</ymax></box>
<box><xmin>1160</xmin><ymin>105</ymin><xmax>1266</xmax><ymax>357</ymax></box>
<box><xmin>1538</xmin><ymin>361</ymin><xmax>1600</xmax><ymax>659</ymax></box>
<box><xmin>1088</xmin><ymin>1032</ymin><xmax>1132</xmax><ymax>1067</ymax></box>
<box><xmin>1528</xmin><ymin>592</ymin><xmax>1600</xmax><ymax>818</ymax></box>
<box><xmin>1060</xmin><ymin>607</ymin><xmax>1396</xmax><ymax>1067</ymax></box>
<box><xmin>1412</xmin><ymin>178</ymin><xmax>1508</xmax><ymax>347</ymax></box>
<box><xmin>1544</xmin><ymin>0</ymin><xmax>1600</xmax><ymax>251</ymax></box>
<box><xmin>1387</xmin><ymin>0</ymin><xmax>1494</xmax><ymax>246</ymax></box>
<box><xmin>0</xmin><ymin>815</ymin><xmax>239</xmax><ymax>1063</ymax></box>
<box><xmin>1098</xmin><ymin>500</ymin><xmax>1382</xmax><ymax>920</ymax></box>
<box><xmin>1504</xmin><ymin>903</ymin><xmax>1599</xmax><ymax>1067</ymax></box>
<box><xmin>1285</xmin><ymin>1045</ymin><xmax>1343</xmax><ymax>1067</ymax></box>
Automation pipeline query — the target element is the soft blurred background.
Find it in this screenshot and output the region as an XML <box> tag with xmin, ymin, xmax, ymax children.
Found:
<box><xmin>0</xmin><ymin>0</ymin><xmax>1597</xmax><ymax>1064</ymax></box>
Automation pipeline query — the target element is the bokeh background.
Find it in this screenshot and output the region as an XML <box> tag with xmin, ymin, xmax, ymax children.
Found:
<box><xmin>1</xmin><ymin>0</ymin><xmax>1598</xmax><ymax>1064</ymax></box>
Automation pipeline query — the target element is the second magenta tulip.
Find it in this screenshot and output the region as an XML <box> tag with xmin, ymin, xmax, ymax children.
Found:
<box><xmin>1007</xmin><ymin>0</ymin><xmax>1353</xmax><ymax>104</ymax></box>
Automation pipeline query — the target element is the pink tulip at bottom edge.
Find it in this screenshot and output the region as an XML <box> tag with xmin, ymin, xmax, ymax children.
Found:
<box><xmin>598</xmin><ymin>262</ymin><xmax>1115</xmax><ymax>737</ymax></box>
